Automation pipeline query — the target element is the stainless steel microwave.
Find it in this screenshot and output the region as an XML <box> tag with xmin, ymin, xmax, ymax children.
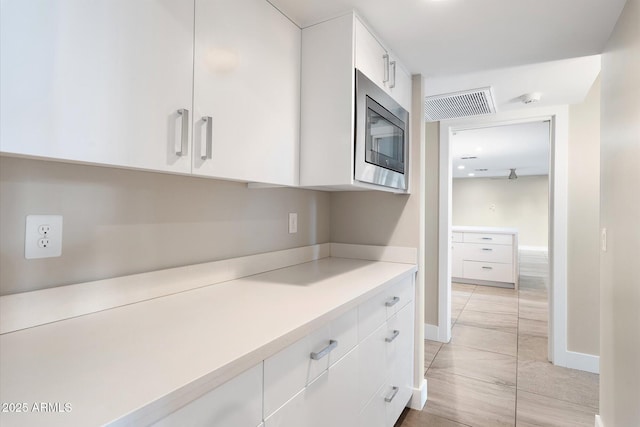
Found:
<box><xmin>354</xmin><ymin>69</ymin><xmax>409</xmax><ymax>191</ymax></box>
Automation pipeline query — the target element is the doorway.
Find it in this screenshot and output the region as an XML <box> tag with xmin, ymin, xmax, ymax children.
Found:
<box><xmin>436</xmin><ymin>106</ymin><xmax>571</xmax><ymax>366</ymax></box>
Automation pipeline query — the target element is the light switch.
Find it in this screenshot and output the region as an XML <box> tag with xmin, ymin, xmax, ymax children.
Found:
<box><xmin>288</xmin><ymin>213</ymin><xmax>298</xmax><ymax>234</ymax></box>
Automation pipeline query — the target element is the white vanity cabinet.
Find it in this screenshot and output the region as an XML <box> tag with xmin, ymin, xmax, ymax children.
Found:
<box><xmin>153</xmin><ymin>363</ymin><xmax>263</xmax><ymax>427</ymax></box>
<box><xmin>300</xmin><ymin>12</ymin><xmax>412</xmax><ymax>191</ymax></box>
<box><xmin>1</xmin><ymin>0</ymin><xmax>300</xmax><ymax>186</ymax></box>
<box><xmin>192</xmin><ymin>0</ymin><xmax>300</xmax><ymax>185</ymax></box>
<box><xmin>0</xmin><ymin>0</ymin><xmax>195</xmax><ymax>174</ymax></box>
<box><xmin>452</xmin><ymin>227</ymin><xmax>519</xmax><ymax>288</ymax></box>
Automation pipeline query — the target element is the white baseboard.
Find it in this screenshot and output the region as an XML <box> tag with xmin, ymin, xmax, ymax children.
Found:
<box><xmin>561</xmin><ymin>350</ymin><xmax>600</xmax><ymax>374</ymax></box>
<box><xmin>424</xmin><ymin>323</ymin><xmax>450</xmax><ymax>343</ymax></box>
<box><xmin>408</xmin><ymin>379</ymin><xmax>427</xmax><ymax>410</ymax></box>
<box><xmin>424</xmin><ymin>323</ymin><xmax>440</xmax><ymax>341</ymax></box>
<box><xmin>595</xmin><ymin>414</ymin><xmax>604</xmax><ymax>427</ymax></box>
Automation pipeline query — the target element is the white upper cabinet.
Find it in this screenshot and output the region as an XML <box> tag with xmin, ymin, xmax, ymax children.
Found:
<box><xmin>0</xmin><ymin>0</ymin><xmax>194</xmax><ymax>174</ymax></box>
<box><xmin>1</xmin><ymin>0</ymin><xmax>301</xmax><ymax>186</ymax></box>
<box><xmin>192</xmin><ymin>0</ymin><xmax>300</xmax><ymax>185</ymax></box>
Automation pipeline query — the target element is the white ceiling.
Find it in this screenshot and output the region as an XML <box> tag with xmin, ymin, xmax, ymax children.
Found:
<box><xmin>269</xmin><ymin>0</ymin><xmax>626</xmax><ymax>77</ymax></box>
<box><xmin>269</xmin><ymin>0</ymin><xmax>624</xmax><ymax>111</ymax></box>
<box><xmin>451</xmin><ymin>121</ymin><xmax>550</xmax><ymax>179</ymax></box>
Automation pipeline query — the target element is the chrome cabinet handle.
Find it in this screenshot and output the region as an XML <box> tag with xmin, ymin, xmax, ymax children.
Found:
<box><xmin>201</xmin><ymin>116</ymin><xmax>212</xmax><ymax>160</ymax></box>
<box><xmin>385</xmin><ymin>330</ymin><xmax>400</xmax><ymax>343</ymax></box>
<box><xmin>481</xmin><ymin>237</ymin><xmax>493</xmax><ymax>240</ymax></box>
<box><xmin>389</xmin><ymin>61</ymin><xmax>396</xmax><ymax>88</ymax></box>
<box><xmin>385</xmin><ymin>296</ymin><xmax>400</xmax><ymax>307</ymax></box>
<box><xmin>482</xmin><ymin>266</ymin><xmax>493</xmax><ymax>270</ymax></box>
<box><xmin>310</xmin><ymin>340</ymin><xmax>337</xmax><ymax>360</ymax></box>
<box><xmin>383</xmin><ymin>54</ymin><xmax>390</xmax><ymax>83</ymax></box>
<box><xmin>385</xmin><ymin>386</ymin><xmax>399</xmax><ymax>403</ymax></box>
<box><xmin>481</xmin><ymin>248</ymin><xmax>493</xmax><ymax>251</ymax></box>
<box><xmin>176</xmin><ymin>108</ymin><xmax>189</xmax><ymax>156</ymax></box>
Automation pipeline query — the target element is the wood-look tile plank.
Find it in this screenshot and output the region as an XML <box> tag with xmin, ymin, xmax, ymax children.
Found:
<box><xmin>464</xmin><ymin>294</ymin><xmax>518</xmax><ymax>316</ymax></box>
<box><xmin>473</xmin><ymin>285</ymin><xmax>518</xmax><ymax>298</ymax></box>
<box><xmin>516</xmin><ymin>390</ymin><xmax>597</xmax><ymax>427</ymax></box>
<box><xmin>456</xmin><ymin>309</ymin><xmax>518</xmax><ymax>334</ymax></box>
<box><xmin>519</xmin><ymin>298</ymin><xmax>548</xmax><ymax>322</ymax></box>
<box><xmin>517</xmin><ymin>359</ymin><xmax>599</xmax><ymax>409</ymax></box>
<box><xmin>518</xmin><ymin>334</ymin><xmax>548</xmax><ymax>362</ymax></box>
<box><xmin>425</xmin><ymin>339</ymin><xmax>443</xmax><ymax>371</ymax></box>
<box><xmin>424</xmin><ymin>372</ymin><xmax>516</xmax><ymax>427</ymax></box>
<box><xmin>395</xmin><ymin>408</ymin><xmax>472</xmax><ymax>427</ymax></box>
<box><xmin>452</xmin><ymin>283</ymin><xmax>476</xmax><ymax>293</ymax></box>
<box><xmin>518</xmin><ymin>318</ymin><xmax>548</xmax><ymax>338</ymax></box>
<box><xmin>429</xmin><ymin>343</ymin><xmax>517</xmax><ymax>386</ymax></box>
<box><xmin>452</xmin><ymin>324</ymin><xmax>518</xmax><ymax>356</ymax></box>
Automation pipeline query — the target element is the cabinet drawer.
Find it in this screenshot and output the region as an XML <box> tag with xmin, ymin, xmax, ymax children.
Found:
<box><xmin>452</xmin><ymin>232</ymin><xmax>464</xmax><ymax>243</ymax></box>
<box><xmin>358</xmin><ymin>276</ymin><xmax>413</xmax><ymax>340</ymax></box>
<box><xmin>463</xmin><ymin>232</ymin><xmax>513</xmax><ymax>245</ymax></box>
<box><xmin>153</xmin><ymin>363</ymin><xmax>262</xmax><ymax>427</ymax></box>
<box><xmin>357</xmin><ymin>322</ymin><xmax>388</xmax><ymax>410</ymax></box>
<box><xmin>461</xmin><ymin>243</ymin><xmax>513</xmax><ymax>264</ymax></box>
<box><xmin>264</xmin><ymin>307</ymin><xmax>357</xmax><ymax>418</ymax></box>
<box><xmin>463</xmin><ymin>261</ymin><xmax>514</xmax><ymax>283</ymax></box>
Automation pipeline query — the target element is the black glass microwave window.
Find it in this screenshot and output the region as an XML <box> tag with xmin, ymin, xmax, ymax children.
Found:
<box><xmin>365</xmin><ymin>96</ymin><xmax>405</xmax><ymax>174</ymax></box>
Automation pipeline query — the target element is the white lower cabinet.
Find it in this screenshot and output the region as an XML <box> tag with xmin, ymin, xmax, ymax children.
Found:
<box><xmin>153</xmin><ymin>362</ymin><xmax>263</xmax><ymax>427</ymax></box>
<box><xmin>156</xmin><ymin>275</ymin><xmax>415</xmax><ymax>427</ymax></box>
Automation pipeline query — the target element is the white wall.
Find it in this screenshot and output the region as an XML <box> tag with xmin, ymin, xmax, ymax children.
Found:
<box><xmin>567</xmin><ymin>76</ymin><xmax>600</xmax><ymax>357</ymax></box>
<box><xmin>452</xmin><ymin>175</ymin><xmax>549</xmax><ymax>247</ymax></box>
<box><xmin>0</xmin><ymin>157</ymin><xmax>330</xmax><ymax>295</ymax></box>
<box><xmin>599</xmin><ymin>0</ymin><xmax>640</xmax><ymax>424</ymax></box>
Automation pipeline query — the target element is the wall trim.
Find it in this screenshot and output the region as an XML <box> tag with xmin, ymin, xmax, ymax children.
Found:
<box><xmin>562</xmin><ymin>350</ymin><xmax>600</xmax><ymax>374</ymax></box>
<box><xmin>408</xmin><ymin>378</ymin><xmax>427</xmax><ymax>410</ymax></box>
<box><xmin>424</xmin><ymin>322</ymin><xmax>449</xmax><ymax>342</ymax></box>
<box><xmin>595</xmin><ymin>414</ymin><xmax>604</xmax><ymax>427</ymax></box>
<box><xmin>438</xmin><ymin>106</ymin><xmax>571</xmax><ymax>369</ymax></box>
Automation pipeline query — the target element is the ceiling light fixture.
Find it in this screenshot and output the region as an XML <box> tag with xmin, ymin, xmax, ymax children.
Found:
<box><xmin>457</xmin><ymin>165</ymin><xmax>465</xmax><ymax>170</ymax></box>
<box><xmin>468</xmin><ymin>173</ymin><xmax>475</xmax><ymax>177</ymax></box>
<box><xmin>508</xmin><ymin>168</ymin><xmax>518</xmax><ymax>180</ymax></box>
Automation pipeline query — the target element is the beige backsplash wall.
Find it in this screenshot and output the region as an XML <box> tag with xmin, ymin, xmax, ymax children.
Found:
<box><xmin>452</xmin><ymin>175</ymin><xmax>549</xmax><ymax>247</ymax></box>
<box><xmin>0</xmin><ymin>157</ymin><xmax>330</xmax><ymax>295</ymax></box>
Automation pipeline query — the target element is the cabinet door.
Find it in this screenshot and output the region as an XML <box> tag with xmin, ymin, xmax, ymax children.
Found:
<box><xmin>452</xmin><ymin>243</ymin><xmax>464</xmax><ymax>278</ymax></box>
<box><xmin>153</xmin><ymin>363</ymin><xmax>263</xmax><ymax>427</ymax></box>
<box><xmin>387</xmin><ymin>56</ymin><xmax>412</xmax><ymax>112</ymax></box>
<box><xmin>386</xmin><ymin>303</ymin><xmax>415</xmax><ymax>426</ymax></box>
<box><xmin>354</xmin><ymin>18</ymin><xmax>388</xmax><ymax>90</ymax></box>
<box><xmin>0</xmin><ymin>0</ymin><xmax>194</xmax><ymax>174</ymax></box>
<box><xmin>193</xmin><ymin>0</ymin><xmax>300</xmax><ymax>185</ymax></box>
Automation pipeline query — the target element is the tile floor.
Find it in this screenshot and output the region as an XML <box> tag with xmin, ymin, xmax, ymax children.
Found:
<box><xmin>396</xmin><ymin>250</ymin><xmax>600</xmax><ymax>427</ymax></box>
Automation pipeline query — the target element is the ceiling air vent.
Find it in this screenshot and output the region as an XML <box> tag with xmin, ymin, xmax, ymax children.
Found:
<box><xmin>424</xmin><ymin>87</ymin><xmax>496</xmax><ymax>121</ymax></box>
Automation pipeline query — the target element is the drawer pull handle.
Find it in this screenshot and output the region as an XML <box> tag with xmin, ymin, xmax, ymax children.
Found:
<box><xmin>385</xmin><ymin>296</ymin><xmax>400</xmax><ymax>307</ymax></box>
<box><xmin>481</xmin><ymin>237</ymin><xmax>493</xmax><ymax>240</ymax></box>
<box><xmin>385</xmin><ymin>330</ymin><xmax>400</xmax><ymax>343</ymax></box>
<box><xmin>310</xmin><ymin>340</ymin><xmax>338</xmax><ymax>360</ymax></box>
<box><xmin>481</xmin><ymin>248</ymin><xmax>493</xmax><ymax>251</ymax></box>
<box><xmin>385</xmin><ymin>386</ymin><xmax>399</xmax><ymax>403</ymax></box>
<box><xmin>482</xmin><ymin>266</ymin><xmax>493</xmax><ymax>270</ymax></box>
<box><xmin>201</xmin><ymin>116</ymin><xmax>213</xmax><ymax>160</ymax></box>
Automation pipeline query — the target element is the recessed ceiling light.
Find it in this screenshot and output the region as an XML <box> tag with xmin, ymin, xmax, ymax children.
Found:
<box><xmin>457</xmin><ymin>165</ymin><xmax>465</xmax><ymax>170</ymax></box>
<box><xmin>468</xmin><ymin>173</ymin><xmax>475</xmax><ymax>177</ymax></box>
<box><xmin>476</xmin><ymin>147</ymin><xmax>483</xmax><ymax>152</ymax></box>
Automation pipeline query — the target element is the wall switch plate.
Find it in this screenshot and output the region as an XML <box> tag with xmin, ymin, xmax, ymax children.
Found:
<box><xmin>288</xmin><ymin>213</ymin><xmax>298</xmax><ymax>234</ymax></box>
<box><xmin>25</xmin><ymin>215</ymin><xmax>63</xmax><ymax>259</ymax></box>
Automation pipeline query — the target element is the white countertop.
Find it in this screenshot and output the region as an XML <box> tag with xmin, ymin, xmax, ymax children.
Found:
<box><xmin>0</xmin><ymin>256</ymin><xmax>416</xmax><ymax>427</ymax></box>
<box><xmin>452</xmin><ymin>225</ymin><xmax>519</xmax><ymax>234</ymax></box>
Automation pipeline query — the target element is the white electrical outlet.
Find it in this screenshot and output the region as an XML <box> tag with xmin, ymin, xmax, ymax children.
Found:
<box><xmin>25</xmin><ymin>215</ymin><xmax>63</xmax><ymax>259</ymax></box>
<box><xmin>288</xmin><ymin>213</ymin><xmax>298</xmax><ymax>234</ymax></box>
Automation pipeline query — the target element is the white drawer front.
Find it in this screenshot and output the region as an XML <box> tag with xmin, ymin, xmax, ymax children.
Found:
<box><xmin>462</xmin><ymin>243</ymin><xmax>513</xmax><ymax>264</ymax></box>
<box><xmin>264</xmin><ymin>324</ymin><xmax>331</xmax><ymax>417</ymax></box>
<box><xmin>385</xmin><ymin>276</ymin><xmax>414</xmax><ymax>318</ymax></box>
<box><xmin>154</xmin><ymin>363</ymin><xmax>262</xmax><ymax>427</ymax></box>
<box><xmin>329</xmin><ymin>308</ymin><xmax>358</xmax><ymax>366</ymax></box>
<box><xmin>358</xmin><ymin>290</ymin><xmax>389</xmax><ymax>341</ymax></box>
<box><xmin>463</xmin><ymin>232</ymin><xmax>513</xmax><ymax>245</ymax></box>
<box><xmin>357</xmin><ymin>322</ymin><xmax>388</xmax><ymax>410</ymax></box>
<box><xmin>452</xmin><ymin>232</ymin><xmax>464</xmax><ymax>243</ymax></box>
<box><xmin>463</xmin><ymin>261</ymin><xmax>514</xmax><ymax>283</ymax></box>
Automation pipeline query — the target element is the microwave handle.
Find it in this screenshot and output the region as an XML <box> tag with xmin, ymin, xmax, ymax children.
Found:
<box><xmin>383</xmin><ymin>54</ymin><xmax>390</xmax><ymax>84</ymax></box>
<box><xmin>389</xmin><ymin>61</ymin><xmax>396</xmax><ymax>89</ymax></box>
